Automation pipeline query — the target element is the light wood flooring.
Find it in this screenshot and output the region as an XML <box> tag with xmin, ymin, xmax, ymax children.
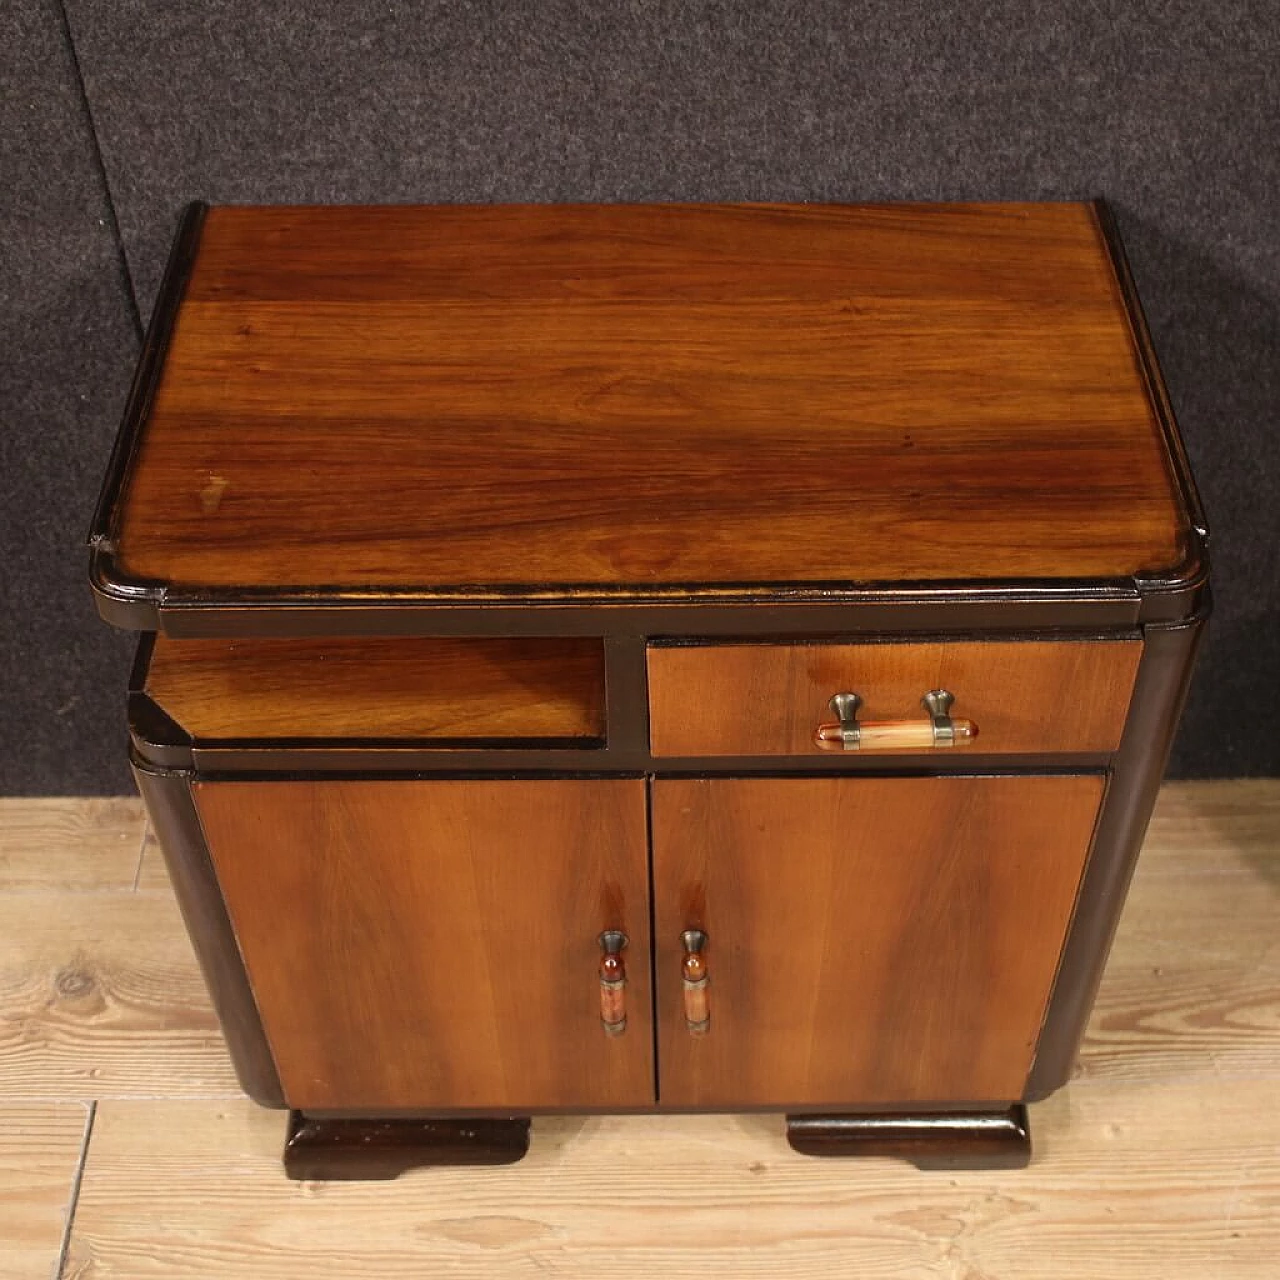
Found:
<box><xmin>0</xmin><ymin>781</ymin><xmax>1277</xmax><ymax>1278</ymax></box>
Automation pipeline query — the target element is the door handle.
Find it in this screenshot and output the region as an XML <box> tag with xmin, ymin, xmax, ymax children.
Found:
<box><xmin>814</xmin><ymin>689</ymin><xmax>978</xmax><ymax>751</ymax></box>
<box><xmin>681</xmin><ymin>929</ymin><xmax>710</xmax><ymax>1035</ymax></box>
<box><xmin>597</xmin><ymin>930</ymin><xmax>628</xmax><ymax>1036</ymax></box>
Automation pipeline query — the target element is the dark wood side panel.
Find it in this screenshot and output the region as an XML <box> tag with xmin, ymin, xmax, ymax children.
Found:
<box><xmin>131</xmin><ymin>760</ymin><xmax>283</xmax><ymax>1106</ymax></box>
<box><xmin>652</xmin><ymin>775</ymin><xmax>1104</xmax><ymax>1108</ymax></box>
<box><xmin>649</xmin><ymin>638</ymin><xmax>1142</xmax><ymax>757</ymax></box>
<box><xmin>195</xmin><ymin>779</ymin><xmax>653</xmax><ymax>1112</ymax></box>
<box><xmin>146</xmin><ymin>635</ymin><xmax>605</xmax><ymax>742</ymax></box>
<box><xmin>1026</xmin><ymin>610</ymin><xmax>1207</xmax><ymax>1097</ymax></box>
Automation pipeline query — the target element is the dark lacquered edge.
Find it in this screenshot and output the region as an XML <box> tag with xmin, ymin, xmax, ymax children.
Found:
<box><xmin>182</xmin><ymin>751</ymin><xmax>1115</xmax><ymax>778</ymax></box>
<box><xmin>604</xmin><ymin>635</ymin><xmax>652</xmax><ymax>757</ymax></box>
<box><xmin>146</xmin><ymin>582</ymin><xmax>1144</xmax><ymax>639</ymax></box>
<box><xmin>128</xmin><ymin>694</ymin><xmax>195</xmax><ymax>769</ymax></box>
<box><xmin>1025</xmin><ymin>603</ymin><xmax>1208</xmax><ymax>1098</ymax></box>
<box><xmin>1092</xmin><ymin>199</ymin><xmax>1210</xmax><ymax>622</ymax></box>
<box><xmin>301</xmin><ymin>1097</ymin><xmax>1024</xmax><ymax>1119</ymax></box>
<box><xmin>786</xmin><ymin>1105</ymin><xmax>1031</xmax><ymax>1169</ymax></box>
<box><xmin>157</xmin><ymin>575</ymin><xmax>1138</xmax><ymax>609</ymax></box>
<box><xmin>89</xmin><ymin>201</ymin><xmax>208</xmax><ymax>630</ymax></box>
<box><xmin>283</xmin><ymin>1113</ymin><xmax>530</xmax><ymax>1179</ymax></box>
<box><xmin>648</xmin><ymin>626</ymin><xmax>1142</xmax><ymax>648</ymax></box>
<box><xmin>131</xmin><ymin>757</ymin><xmax>284</xmax><ymax>1107</ymax></box>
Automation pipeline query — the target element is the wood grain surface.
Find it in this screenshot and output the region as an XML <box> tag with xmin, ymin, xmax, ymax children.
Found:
<box><xmin>195</xmin><ymin>779</ymin><xmax>653</xmax><ymax>1110</ymax></box>
<box><xmin>1078</xmin><ymin>780</ymin><xmax>1280</xmax><ymax>1084</ymax></box>
<box><xmin>0</xmin><ymin>797</ymin><xmax>145</xmax><ymax>891</ymax></box>
<box><xmin>66</xmin><ymin>1083</ymin><xmax>1280</xmax><ymax>1280</ymax></box>
<box><xmin>648</xmin><ymin>638</ymin><xmax>1142</xmax><ymax>756</ymax></box>
<box><xmin>146</xmin><ymin>635</ymin><xmax>605</xmax><ymax>741</ymax></box>
<box><xmin>0</xmin><ymin>1103</ymin><xmax>89</xmax><ymax>1280</ymax></box>
<box><xmin>111</xmin><ymin>202</ymin><xmax>1189</xmax><ymax>596</ymax></box>
<box><xmin>652</xmin><ymin>775</ymin><xmax>1104</xmax><ymax>1106</ymax></box>
<box><xmin>0</xmin><ymin>783</ymin><xmax>1276</xmax><ymax>1276</ymax></box>
<box><xmin>0</xmin><ymin>887</ymin><xmax>239</xmax><ymax>1100</ymax></box>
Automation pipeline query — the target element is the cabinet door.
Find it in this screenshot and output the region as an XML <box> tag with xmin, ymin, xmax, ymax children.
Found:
<box><xmin>651</xmin><ymin>775</ymin><xmax>1103</xmax><ymax>1108</ymax></box>
<box><xmin>196</xmin><ymin>779</ymin><xmax>652</xmax><ymax>1111</ymax></box>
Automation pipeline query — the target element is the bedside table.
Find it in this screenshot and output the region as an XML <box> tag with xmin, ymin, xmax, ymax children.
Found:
<box><xmin>90</xmin><ymin>201</ymin><xmax>1207</xmax><ymax>1179</ymax></box>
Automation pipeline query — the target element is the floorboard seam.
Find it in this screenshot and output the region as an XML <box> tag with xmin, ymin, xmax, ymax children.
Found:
<box><xmin>130</xmin><ymin>822</ymin><xmax>150</xmax><ymax>892</ymax></box>
<box><xmin>55</xmin><ymin>1099</ymin><xmax>96</xmax><ymax>1280</ymax></box>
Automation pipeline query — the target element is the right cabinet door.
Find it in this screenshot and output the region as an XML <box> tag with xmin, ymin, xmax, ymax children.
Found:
<box><xmin>651</xmin><ymin>775</ymin><xmax>1104</xmax><ymax>1108</ymax></box>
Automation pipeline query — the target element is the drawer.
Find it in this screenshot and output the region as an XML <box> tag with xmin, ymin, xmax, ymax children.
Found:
<box><xmin>647</xmin><ymin>639</ymin><xmax>1142</xmax><ymax>757</ymax></box>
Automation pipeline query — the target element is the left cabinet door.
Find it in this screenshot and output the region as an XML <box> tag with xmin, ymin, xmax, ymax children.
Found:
<box><xmin>195</xmin><ymin>779</ymin><xmax>653</xmax><ymax>1112</ymax></box>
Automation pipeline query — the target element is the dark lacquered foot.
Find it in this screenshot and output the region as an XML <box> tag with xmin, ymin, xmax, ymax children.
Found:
<box><xmin>283</xmin><ymin>1112</ymin><xmax>531</xmax><ymax>1180</ymax></box>
<box><xmin>786</xmin><ymin>1104</ymin><xmax>1031</xmax><ymax>1169</ymax></box>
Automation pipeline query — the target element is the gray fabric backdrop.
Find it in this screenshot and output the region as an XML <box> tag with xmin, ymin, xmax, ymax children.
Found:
<box><xmin>4</xmin><ymin>0</ymin><xmax>1277</xmax><ymax>790</ymax></box>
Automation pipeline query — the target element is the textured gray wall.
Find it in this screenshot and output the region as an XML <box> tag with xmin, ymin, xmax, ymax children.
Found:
<box><xmin>2</xmin><ymin>0</ymin><xmax>138</xmax><ymax>791</ymax></box>
<box><xmin>5</xmin><ymin>0</ymin><xmax>1278</xmax><ymax>789</ymax></box>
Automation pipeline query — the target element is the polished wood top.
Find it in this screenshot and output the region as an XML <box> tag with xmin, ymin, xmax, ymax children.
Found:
<box><xmin>106</xmin><ymin>202</ymin><xmax>1191</xmax><ymax>604</ymax></box>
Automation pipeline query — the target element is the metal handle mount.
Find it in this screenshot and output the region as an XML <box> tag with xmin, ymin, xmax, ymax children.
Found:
<box><xmin>598</xmin><ymin>930</ymin><xmax>628</xmax><ymax>1036</ymax></box>
<box><xmin>681</xmin><ymin>929</ymin><xmax>710</xmax><ymax>1035</ymax></box>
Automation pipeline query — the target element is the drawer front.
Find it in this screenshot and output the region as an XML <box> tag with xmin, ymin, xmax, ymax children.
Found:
<box><xmin>648</xmin><ymin>639</ymin><xmax>1142</xmax><ymax>757</ymax></box>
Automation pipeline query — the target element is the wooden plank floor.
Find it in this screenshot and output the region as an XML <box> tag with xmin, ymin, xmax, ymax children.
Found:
<box><xmin>0</xmin><ymin>781</ymin><xmax>1276</xmax><ymax>1278</ymax></box>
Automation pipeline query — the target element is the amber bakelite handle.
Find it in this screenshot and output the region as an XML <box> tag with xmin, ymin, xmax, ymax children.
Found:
<box><xmin>598</xmin><ymin>930</ymin><xmax>628</xmax><ymax>1036</ymax></box>
<box><xmin>814</xmin><ymin>689</ymin><xmax>978</xmax><ymax>752</ymax></box>
<box><xmin>814</xmin><ymin>718</ymin><xmax>977</xmax><ymax>750</ymax></box>
<box><xmin>681</xmin><ymin>929</ymin><xmax>710</xmax><ymax>1035</ymax></box>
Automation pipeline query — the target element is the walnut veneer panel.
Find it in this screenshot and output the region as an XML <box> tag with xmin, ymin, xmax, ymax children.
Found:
<box><xmin>652</xmin><ymin>775</ymin><xmax>1104</xmax><ymax>1107</ymax></box>
<box><xmin>146</xmin><ymin>635</ymin><xmax>604</xmax><ymax>741</ymax></box>
<box><xmin>648</xmin><ymin>638</ymin><xmax>1142</xmax><ymax>756</ymax></box>
<box><xmin>196</xmin><ymin>779</ymin><xmax>652</xmax><ymax>1111</ymax></box>
<box><xmin>113</xmin><ymin>202</ymin><xmax>1186</xmax><ymax>594</ymax></box>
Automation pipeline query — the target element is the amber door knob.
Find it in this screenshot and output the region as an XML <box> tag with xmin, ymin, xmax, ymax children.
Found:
<box><xmin>681</xmin><ymin>929</ymin><xmax>710</xmax><ymax>1035</ymax></box>
<box><xmin>598</xmin><ymin>930</ymin><xmax>628</xmax><ymax>1036</ymax></box>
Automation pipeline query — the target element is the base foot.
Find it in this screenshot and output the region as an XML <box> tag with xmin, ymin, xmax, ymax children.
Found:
<box><xmin>786</xmin><ymin>1104</ymin><xmax>1031</xmax><ymax>1169</ymax></box>
<box><xmin>284</xmin><ymin>1112</ymin><xmax>531</xmax><ymax>1180</ymax></box>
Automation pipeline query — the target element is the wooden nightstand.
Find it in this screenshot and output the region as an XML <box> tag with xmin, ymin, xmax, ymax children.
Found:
<box><xmin>90</xmin><ymin>201</ymin><xmax>1207</xmax><ymax>1179</ymax></box>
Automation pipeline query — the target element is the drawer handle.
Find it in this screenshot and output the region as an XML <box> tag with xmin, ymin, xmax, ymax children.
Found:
<box><xmin>813</xmin><ymin>689</ymin><xmax>978</xmax><ymax>751</ymax></box>
<box><xmin>598</xmin><ymin>930</ymin><xmax>628</xmax><ymax>1036</ymax></box>
<box><xmin>681</xmin><ymin>929</ymin><xmax>710</xmax><ymax>1035</ymax></box>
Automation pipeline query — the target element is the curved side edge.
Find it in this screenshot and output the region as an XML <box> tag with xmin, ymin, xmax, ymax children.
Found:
<box><xmin>127</xmin><ymin>635</ymin><xmax>194</xmax><ymax>768</ymax></box>
<box><xmin>128</xmin><ymin>692</ymin><xmax>194</xmax><ymax>770</ymax></box>
<box><xmin>132</xmin><ymin>756</ymin><xmax>285</xmax><ymax>1108</ymax></box>
<box><xmin>1092</xmin><ymin>199</ymin><xmax>1211</xmax><ymax>625</ymax></box>
<box><xmin>1024</xmin><ymin>603</ymin><xmax>1208</xmax><ymax>1100</ymax></box>
<box><xmin>89</xmin><ymin>550</ymin><xmax>165</xmax><ymax>631</ymax></box>
<box><xmin>88</xmin><ymin>200</ymin><xmax>208</xmax><ymax>632</ymax></box>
